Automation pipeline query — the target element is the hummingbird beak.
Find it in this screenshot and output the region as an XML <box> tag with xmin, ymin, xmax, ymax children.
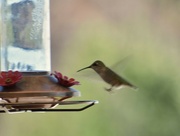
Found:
<box><xmin>77</xmin><ymin>66</ymin><xmax>91</xmax><ymax>72</ymax></box>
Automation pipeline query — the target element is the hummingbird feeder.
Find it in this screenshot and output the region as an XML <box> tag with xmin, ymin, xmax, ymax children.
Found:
<box><xmin>0</xmin><ymin>0</ymin><xmax>98</xmax><ymax>113</ymax></box>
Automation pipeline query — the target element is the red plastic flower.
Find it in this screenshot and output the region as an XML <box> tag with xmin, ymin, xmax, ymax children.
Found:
<box><xmin>51</xmin><ymin>71</ymin><xmax>80</xmax><ymax>87</ymax></box>
<box><xmin>0</xmin><ymin>71</ymin><xmax>22</xmax><ymax>86</ymax></box>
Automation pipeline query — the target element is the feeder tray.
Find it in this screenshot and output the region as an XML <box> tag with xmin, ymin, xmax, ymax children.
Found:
<box><xmin>0</xmin><ymin>72</ymin><xmax>98</xmax><ymax>113</ymax></box>
<box><xmin>0</xmin><ymin>100</ymin><xmax>98</xmax><ymax>113</ymax></box>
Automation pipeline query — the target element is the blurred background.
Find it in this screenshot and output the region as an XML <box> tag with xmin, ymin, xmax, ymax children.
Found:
<box><xmin>1</xmin><ymin>0</ymin><xmax>180</xmax><ymax>136</ymax></box>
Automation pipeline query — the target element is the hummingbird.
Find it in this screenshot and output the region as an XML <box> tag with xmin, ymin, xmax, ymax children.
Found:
<box><xmin>77</xmin><ymin>60</ymin><xmax>137</xmax><ymax>92</ymax></box>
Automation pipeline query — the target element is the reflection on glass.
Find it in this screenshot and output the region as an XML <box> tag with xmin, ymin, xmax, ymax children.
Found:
<box><xmin>0</xmin><ymin>0</ymin><xmax>50</xmax><ymax>71</ymax></box>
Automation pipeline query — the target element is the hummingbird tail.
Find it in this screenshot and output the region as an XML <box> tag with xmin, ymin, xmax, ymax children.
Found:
<box><xmin>124</xmin><ymin>83</ymin><xmax>138</xmax><ymax>90</ymax></box>
<box><xmin>130</xmin><ymin>85</ymin><xmax>138</xmax><ymax>91</ymax></box>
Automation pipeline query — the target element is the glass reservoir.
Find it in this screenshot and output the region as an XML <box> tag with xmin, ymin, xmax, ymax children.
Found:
<box><xmin>0</xmin><ymin>0</ymin><xmax>50</xmax><ymax>71</ymax></box>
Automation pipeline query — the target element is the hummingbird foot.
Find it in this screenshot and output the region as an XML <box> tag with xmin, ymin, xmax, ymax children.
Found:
<box><xmin>105</xmin><ymin>85</ymin><xmax>125</xmax><ymax>92</ymax></box>
<box><xmin>104</xmin><ymin>87</ymin><xmax>113</xmax><ymax>92</ymax></box>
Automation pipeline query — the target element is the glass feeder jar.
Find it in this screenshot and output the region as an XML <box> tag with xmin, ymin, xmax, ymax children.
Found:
<box><xmin>0</xmin><ymin>0</ymin><xmax>50</xmax><ymax>72</ymax></box>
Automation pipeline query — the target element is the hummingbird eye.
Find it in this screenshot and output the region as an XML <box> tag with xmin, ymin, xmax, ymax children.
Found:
<box><xmin>93</xmin><ymin>62</ymin><xmax>99</xmax><ymax>66</ymax></box>
<box><xmin>94</xmin><ymin>63</ymin><xmax>98</xmax><ymax>66</ymax></box>
<box><xmin>92</xmin><ymin>60</ymin><xmax>104</xmax><ymax>67</ymax></box>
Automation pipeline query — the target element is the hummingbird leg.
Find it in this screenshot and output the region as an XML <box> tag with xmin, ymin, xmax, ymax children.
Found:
<box><xmin>104</xmin><ymin>86</ymin><xmax>113</xmax><ymax>92</ymax></box>
<box><xmin>105</xmin><ymin>85</ymin><xmax>125</xmax><ymax>92</ymax></box>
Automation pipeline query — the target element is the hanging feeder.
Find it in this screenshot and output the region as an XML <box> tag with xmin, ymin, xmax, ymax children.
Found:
<box><xmin>0</xmin><ymin>0</ymin><xmax>98</xmax><ymax>113</ymax></box>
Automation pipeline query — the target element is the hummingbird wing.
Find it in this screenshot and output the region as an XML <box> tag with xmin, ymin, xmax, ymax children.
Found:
<box><xmin>111</xmin><ymin>55</ymin><xmax>133</xmax><ymax>73</ymax></box>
